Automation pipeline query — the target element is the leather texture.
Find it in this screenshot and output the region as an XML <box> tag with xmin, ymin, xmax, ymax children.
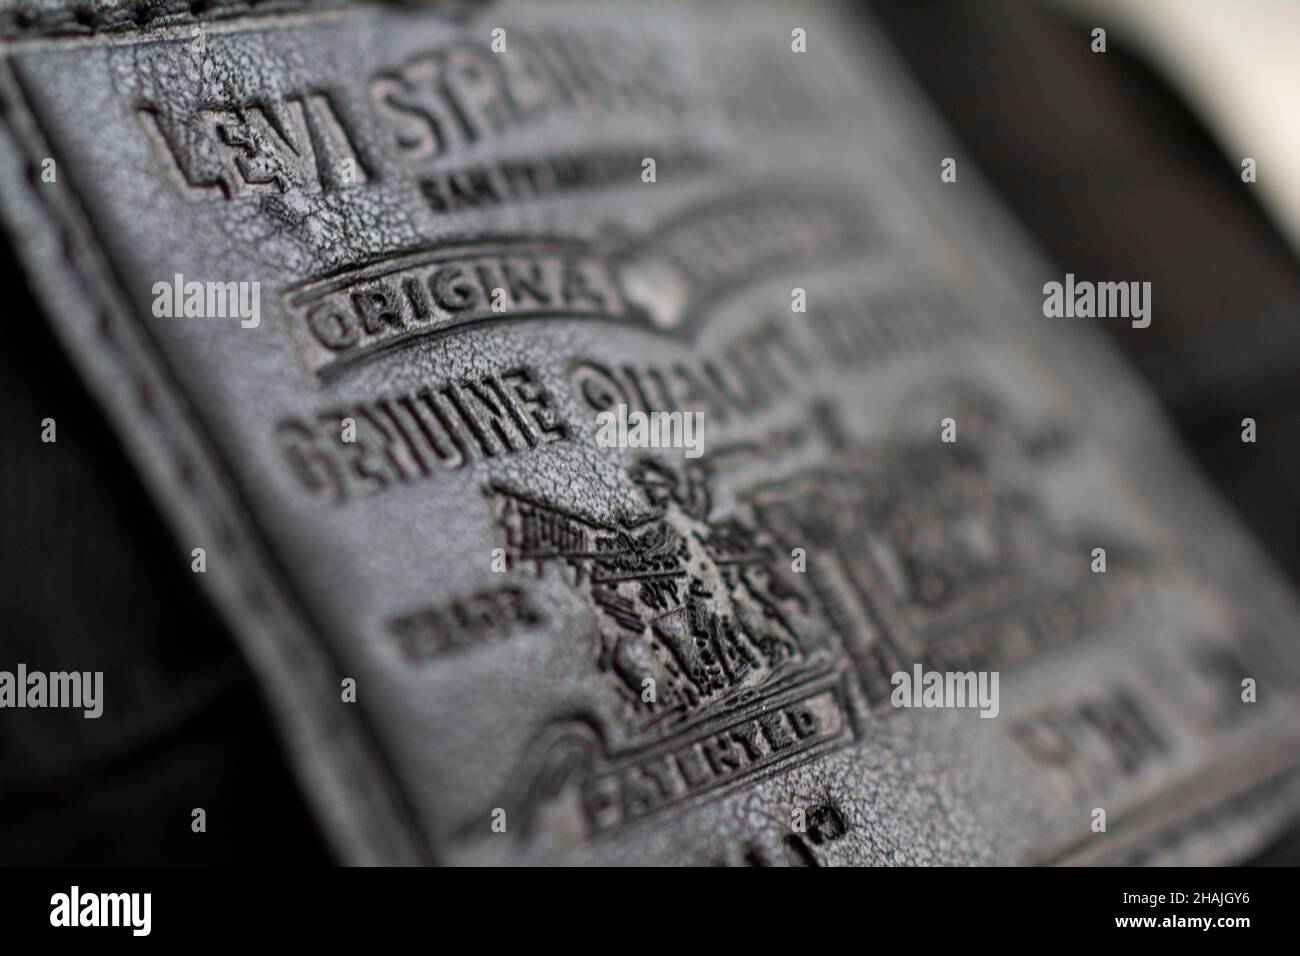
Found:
<box><xmin>2</xmin><ymin>0</ymin><xmax>1299</xmax><ymax>865</ymax></box>
<box><xmin>0</xmin><ymin>0</ymin><xmax>347</xmax><ymax>39</ymax></box>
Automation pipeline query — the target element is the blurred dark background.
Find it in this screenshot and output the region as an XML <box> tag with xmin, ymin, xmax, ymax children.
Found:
<box><xmin>869</xmin><ymin>0</ymin><xmax>1300</xmax><ymax>581</ymax></box>
<box><xmin>0</xmin><ymin>0</ymin><xmax>1297</xmax><ymax>863</ymax></box>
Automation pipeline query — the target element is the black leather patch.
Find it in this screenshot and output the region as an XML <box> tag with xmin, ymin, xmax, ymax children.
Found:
<box><xmin>2</xmin><ymin>1</ymin><xmax>1299</xmax><ymax>865</ymax></box>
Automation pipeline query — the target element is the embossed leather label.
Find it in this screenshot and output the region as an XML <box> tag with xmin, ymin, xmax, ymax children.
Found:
<box><xmin>3</xmin><ymin>1</ymin><xmax>1299</xmax><ymax>865</ymax></box>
